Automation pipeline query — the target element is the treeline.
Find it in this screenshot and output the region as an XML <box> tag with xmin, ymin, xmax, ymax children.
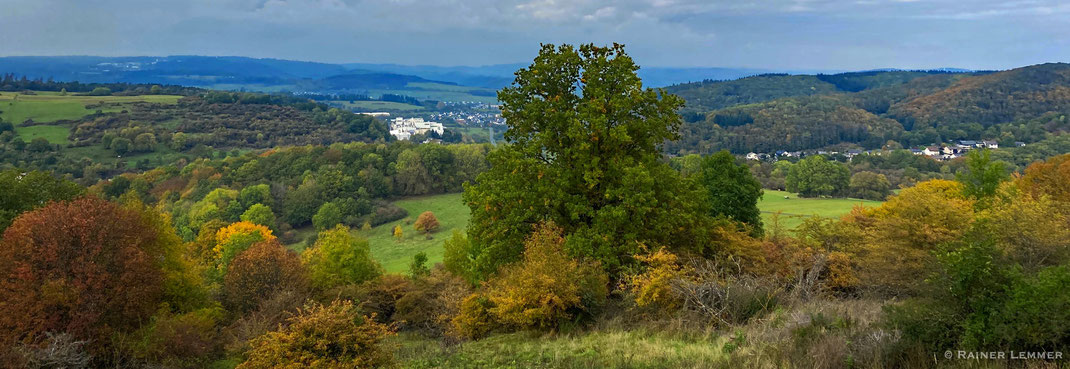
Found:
<box><xmin>0</xmin><ymin>74</ymin><xmax>201</xmax><ymax>95</ymax></box>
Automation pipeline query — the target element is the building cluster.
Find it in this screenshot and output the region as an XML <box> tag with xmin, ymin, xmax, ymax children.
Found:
<box><xmin>744</xmin><ymin>140</ymin><xmax>1025</xmax><ymax>162</ymax></box>
<box><xmin>388</xmin><ymin>117</ymin><xmax>444</xmax><ymax>141</ymax></box>
<box><xmin>429</xmin><ymin>111</ymin><xmax>505</xmax><ymax>127</ymax></box>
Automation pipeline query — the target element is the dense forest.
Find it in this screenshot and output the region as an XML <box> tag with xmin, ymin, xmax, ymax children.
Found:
<box><xmin>666</xmin><ymin>64</ymin><xmax>1070</xmax><ymax>154</ymax></box>
<box><xmin>2</xmin><ymin>46</ymin><xmax>1070</xmax><ymax>369</ymax></box>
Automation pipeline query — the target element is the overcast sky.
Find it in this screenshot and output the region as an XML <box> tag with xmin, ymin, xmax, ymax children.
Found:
<box><xmin>1</xmin><ymin>0</ymin><xmax>1068</xmax><ymax>70</ymax></box>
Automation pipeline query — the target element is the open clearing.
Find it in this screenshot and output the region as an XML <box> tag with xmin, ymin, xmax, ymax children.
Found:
<box><xmin>759</xmin><ymin>190</ymin><xmax>884</xmax><ymax>230</ymax></box>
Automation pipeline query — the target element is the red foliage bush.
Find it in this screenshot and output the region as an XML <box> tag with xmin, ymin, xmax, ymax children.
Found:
<box><xmin>0</xmin><ymin>197</ymin><xmax>170</xmax><ymax>353</ymax></box>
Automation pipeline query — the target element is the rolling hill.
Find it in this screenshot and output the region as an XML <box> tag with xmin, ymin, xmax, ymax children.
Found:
<box><xmin>666</xmin><ymin>63</ymin><xmax>1070</xmax><ymax>154</ymax></box>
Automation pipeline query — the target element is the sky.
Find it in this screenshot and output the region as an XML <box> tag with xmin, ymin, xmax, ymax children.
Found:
<box><xmin>1</xmin><ymin>0</ymin><xmax>1068</xmax><ymax>70</ymax></box>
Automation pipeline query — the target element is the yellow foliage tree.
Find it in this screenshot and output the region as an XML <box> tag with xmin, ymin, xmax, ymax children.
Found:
<box><xmin>392</xmin><ymin>224</ymin><xmax>403</xmax><ymax>241</ymax></box>
<box><xmin>212</xmin><ymin>221</ymin><xmax>276</xmax><ymax>276</ymax></box>
<box><xmin>848</xmin><ymin>179</ymin><xmax>974</xmax><ymax>295</ymax></box>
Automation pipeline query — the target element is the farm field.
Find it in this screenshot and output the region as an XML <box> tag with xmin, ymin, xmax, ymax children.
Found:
<box><xmin>348</xmin><ymin>190</ymin><xmax>883</xmax><ymax>273</ymax></box>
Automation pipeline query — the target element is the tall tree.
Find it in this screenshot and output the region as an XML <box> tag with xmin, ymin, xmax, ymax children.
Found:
<box><xmin>698</xmin><ymin>151</ymin><xmax>764</xmax><ymax>236</ymax></box>
<box><xmin>463</xmin><ymin>44</ymin><xmax>712</xmax><ymax>280</ymax></box>
<box><xmin>956</xmin><ymin>148</ymin><xmax>1008</xmax><ymax>205</ymax></box>
<box><xmin>786</xmin><ymin>155</ymin><xmax>850</xmax><ymax>197</ymax></box>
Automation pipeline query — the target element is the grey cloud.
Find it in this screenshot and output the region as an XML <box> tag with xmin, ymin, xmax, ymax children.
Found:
<box><xmin>0</xmin><ymin>0</ymin><xmax>1067</xmax><ymax>69</ymax></box>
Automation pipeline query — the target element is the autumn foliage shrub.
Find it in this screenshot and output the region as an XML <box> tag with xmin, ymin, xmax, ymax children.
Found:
<box><xmin>622</xmin><ymin>246</ymin><xmax>691</xmax><ymax>313</ymax></box>
<box><xmin>237</xmin><ymin>300</ymin><xmax>395</xmax><ymax>369</ymax></box>
<box><xmin>452</xmin><ymin>223</ymin><xmax>608</xmax><ymax>337</ymax></box>
<box><xmin>130</xmin><ymin>306</ymin><xmax>226</xmax><ymax>367</ymax></box>
<box><xmin>413</xmin><ymin>211</ymin><xmax>440</xmax><ymax>234</ymax></box>
<box><xmin>214</xmin><ymin>221</ymin><xmax>274</xmax><ymax>267</ymax></box>
<box><xmin>0</xmin><ymin>197</ymin><xmax>189</xmax><ymax>357</ymax></box>
<box><xmin>222</xmin><ymin>240</ymin><xmax>307</xmax><ymax>314</ymax></box>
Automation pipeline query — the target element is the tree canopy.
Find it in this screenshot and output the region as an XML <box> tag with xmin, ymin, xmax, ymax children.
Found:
<box><xmin>462</xmin><ymin>43</ymin><xmax>714</xmax><ymax>280</ymax></box>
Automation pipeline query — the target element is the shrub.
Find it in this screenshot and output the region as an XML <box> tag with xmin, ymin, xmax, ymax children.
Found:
<box><xmin>0</xmin><ymin>197</ymin><xmax>188</xmax><ymax>356</ymax></box>
<box><xmin>393</xmin><ymin>266</ymin><xmax>471</xmax><ymax>335</ymax></box>
<box><xmin>222</xmin><ymin>240</ymin><xmax>307</xmax><ymax>314</ymax></box>
<box><xmin>130</xmin><ymin>306</ymin><xmax>225</xmax><ymax>367</ymax></box>
<box><xmin>238</xmin><ymin>300</ymin><xmax>394</xmax><ymax>369</ymax></box>
<box><xmin>240</xmin><ymin>203</ymin><xmax>277</xmax><ymax>231</ymax></box>
<box><xmin>213</xmin><ymin>221</ymin><xmax>275</xmax><ymax>277</ymax></box>
<box><xmin>14</xmin><ymin>332</ymin><xmax>92</xmax><ymax>369</ymax></box>
<box><xmin>442</xmin><ymin>230</ymin><xmax>476</xmax><ymax>283</ymax></box>
<box><xmin>312</xmin><ymin>202</ymin><xmax>342</xmax><ymax>231</ymax></box>
<box><xmin>482</xmin><ymin>222</ymin><xmax>609</xmax><ymax>331</ymax></box>
<box><xmin>303</xmin><ymin>225</ymin><xmax>381</xmax><ymax>291</ymax></box>
<box><xmin>413</xmin><ymin>211</ymin><xmax>440</xmax><ymax>234</ymax></box>
<box><xmin>622</xmin><ymin>246</ymin><xmax>690</xmax><ymax>313</ymax></box>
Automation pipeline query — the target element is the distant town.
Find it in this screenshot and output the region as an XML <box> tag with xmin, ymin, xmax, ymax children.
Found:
<box><xmin>745</xmin><ymin>139</ymin><xmax>1026</xmax><ymax>162</ymax></box>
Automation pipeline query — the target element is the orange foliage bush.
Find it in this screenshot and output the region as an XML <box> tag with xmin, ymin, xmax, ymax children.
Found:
<box><xmin>223</xmin><ymin>240</ymin><xmax>307</xmax><ymax>314</ymax></box>
<box><xmin>622</xmin><ymin>246</ymin><xmax>691</xmax><ymax>312</ymax></box>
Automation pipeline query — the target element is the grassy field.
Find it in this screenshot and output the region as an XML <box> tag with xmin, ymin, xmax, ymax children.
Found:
<box><xmin>340</xmin><ymin>190</ymin><xmax>882</xmax><ymax>274</ymax></box>
<box><xmin>393</xmin><ymin>329</ymin><xmax>728</xmax><ymax>368</ymax></box>
<box><xmin>1</xmin><ymin>91</ymin><xmax>182</xmax><ymax>144</ymax></box>
<box><xmin>760</xmin><ymin>190</ymin><xmax>883</xmax><ymax>230</ymax></box>
<box><xmin>357</xmin><ymin>193</ymin><xmax>471</xmax><ymax>273</ymax></box>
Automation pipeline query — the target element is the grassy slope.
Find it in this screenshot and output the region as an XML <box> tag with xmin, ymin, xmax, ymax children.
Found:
<box><xmin>351</xmin><ymin>190</ymin><xmax>881</xmax><ymax>273</ymax></box>
<box><xmin>364</xmin><ymin>193</ymin><xmax>471</xmax><ymax>273</ymax></box>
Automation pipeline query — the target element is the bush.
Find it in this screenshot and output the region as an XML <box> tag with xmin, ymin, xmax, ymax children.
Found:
<box><xmin>413</xmin><ymin>211</ymin><xmax>440</xmax><ymax>234</ymax></box>
<box><xmin>0</xmin><ymin>197</ymin><xmax>189</xmax><ymax>357</ymax></box>
<box><xmin>312</xmin><ymin>202</ymin><xmax>342</xmax><ymax>231</ymax></box>
<box><xmin>222</xmin><ymin>240</ymin><xmax>307</xmax><ymax>314</ymax></box>
<box><xmin>303</xmin><ymin>225</ymin><xmax>381</xmax><ymax>291</ymax></box>
<box><xmin>14</xmin><ymin>332</ymin><xmax>92</xmax><ymax>369</ymax></box>
<box><xmin>622</xmin><ymin>246</ymin><xmax>690</xmax><ymax>313</ymax></box>
<box><xmin>130</xmin><ymin>306</ymin><xmax>225</xmax><ymax>367</ymax></box>
<box><xmin>238</xmin><ymin>300</ymin><xmax>394</xmax><ymax>369</ymax></box>
<box><xmin>473</xmin><ymin>223</ymin><xmax>608</xmax><ymax>333</ymax></box>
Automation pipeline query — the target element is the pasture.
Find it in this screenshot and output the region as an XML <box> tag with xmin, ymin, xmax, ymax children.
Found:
<box><xmin>759</xmin><ymin>190</ymin><xmax>884</xmax><ymax>230</ymax></box>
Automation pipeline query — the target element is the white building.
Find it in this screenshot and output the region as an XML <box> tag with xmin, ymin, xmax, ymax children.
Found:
<box><xmin>389</xmin><ymin>117</ymin><xmax>445</xmax><ymax>141</ymax></box>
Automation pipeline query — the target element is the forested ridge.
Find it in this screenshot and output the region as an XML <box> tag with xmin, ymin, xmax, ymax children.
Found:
<box><xmin>667</xmin><ymin>63</ymin><xmax>1070</xmax><ymax>154</ymax></box>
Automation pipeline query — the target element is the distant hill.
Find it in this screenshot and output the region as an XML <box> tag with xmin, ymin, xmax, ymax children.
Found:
<box><xmin>0</xmin><ymin>56</ymin><xmax>494</xmax><ymax>102</ymax></box>
<box><xmin>666</xmin><ymin>64</ymin><xmax>1070</xmax><ymax>154</ymax></box>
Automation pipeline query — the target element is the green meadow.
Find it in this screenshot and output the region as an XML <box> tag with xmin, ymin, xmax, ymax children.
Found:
<box><xmin>759</xmin><ymin>190</ymin><xmax>884</xmax><ymax>230</ymax></box>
